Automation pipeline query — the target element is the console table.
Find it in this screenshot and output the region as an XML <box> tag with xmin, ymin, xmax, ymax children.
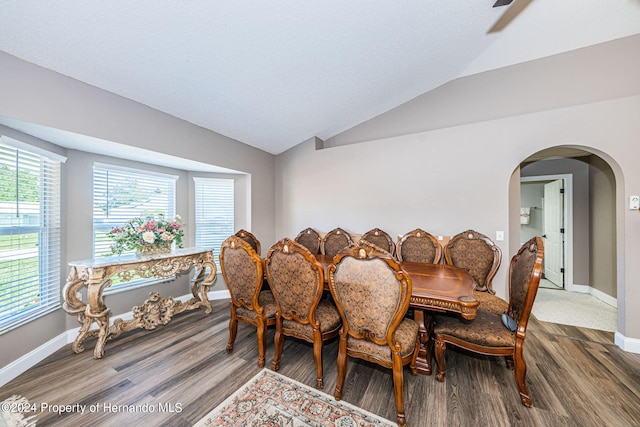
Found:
<box><xmin>63</xmin><ymin>247</ymin><xmax>216</xmax><ymax>359</ymax></box>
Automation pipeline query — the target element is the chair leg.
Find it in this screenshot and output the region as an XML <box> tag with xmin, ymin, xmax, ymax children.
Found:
<box><xmin>226</xmin><ymin>304</ymin><xmax>237</xmax><ymax>353</ymax></box>
<box><xmin>256</xmin><ymin>316</ymin><xmax>266</xmax><ymax>368</ymax></box>
<box><xmin>410</xmin><ymin>336</ymin><xmax>420</xmax><ymax>376</ymax></box>
<box><xmin>313</xmin><ymin>328</ymin><xmax>324</xmax><ymax>389</ymax></box>
<box><xmin>514</xmin><ymin>341</ymin><xmax>532</xmax><ymax>407</ymax></box>
<box><xmin>334</xmin><ymin>333</ymin><xmax>348</xmax><ymax>400</ymax></box>
<box><xmin>392</xmin><ymin>353</ymin><xmax>407</xmax><ymax>427</ymax></box>
<box><xmin>434</xmin><ymin>335</ymin><xmax>447</xmax><ymax>382</ymax></box>
<box><xmin>271</xmin><ymin>316</ymin><xmax>284</xmax><ymax>371</ymax></box>
<box><xmin>505</xmin><ymin>355</ymin><xmax>515</xmax><ymax>370</ymax></box>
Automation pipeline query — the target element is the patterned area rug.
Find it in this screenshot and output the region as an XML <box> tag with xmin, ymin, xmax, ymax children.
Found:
<box><xmin>194</xmin><ymin>369</ymin><xmax>396</xmax><ymax>426</ymax></box>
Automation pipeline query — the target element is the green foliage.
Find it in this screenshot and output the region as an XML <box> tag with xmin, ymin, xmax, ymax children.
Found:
<box><xmin>0</xmin><ymin>165</ymin><xmax>40</xmax><ymax>203</ymax></box>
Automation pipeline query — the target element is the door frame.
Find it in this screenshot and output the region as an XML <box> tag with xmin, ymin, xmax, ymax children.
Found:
<box><xmin>520</xmin><ymin>173</ymin><xmax>574</xmax><ymax>292</ymax></box>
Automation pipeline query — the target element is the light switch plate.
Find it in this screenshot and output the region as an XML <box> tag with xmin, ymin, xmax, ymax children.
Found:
<box><xmin>496</xmin><ymin>231</ymin><xmax>504</xmax><ymax>241</ymax></box>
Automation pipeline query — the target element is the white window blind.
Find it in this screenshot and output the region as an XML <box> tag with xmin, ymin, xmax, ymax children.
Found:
<box><xmin>194</xmin><ymin>178</ymin><xmax>234</xmax><ymax>268</ymax></box>
<box><xmin>0</xmin><ymin>140</ymin><xmax>62</xmax><ymax>333</ymax></box>
<box><xmin>93</xmin><ymin>164</ymin><xmax>178</xmax><ymax>259</ymax></box>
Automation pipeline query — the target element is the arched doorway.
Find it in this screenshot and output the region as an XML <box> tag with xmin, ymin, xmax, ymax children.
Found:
<box><xmin>516</xmin><ymin>146</ymin><xmax>617</xmax><ymax>332</ymax></box>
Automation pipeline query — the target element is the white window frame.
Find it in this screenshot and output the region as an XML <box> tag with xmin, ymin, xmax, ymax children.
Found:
<box><xmin>0</xmin><ymin>136</ymin><xmax>64</xmax><ymax>334</ymax></box>
<box><xmin>93</xmin><ymin>163</ymin><xmax>178</xmax><ymax>293</ymax></box>
<box><xmin>193</xmin><ymin>177</ymin><xmax>234</xmax><ymax>269</ymax></box>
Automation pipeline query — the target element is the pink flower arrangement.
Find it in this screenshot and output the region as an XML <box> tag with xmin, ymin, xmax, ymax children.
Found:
<box><xmin>107</xmin><ymin>214</ymin><xmax>184</xmax><ymax>255</ymax></box>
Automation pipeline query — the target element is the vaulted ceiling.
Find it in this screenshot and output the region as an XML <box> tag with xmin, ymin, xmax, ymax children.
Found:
<box><xmin>1</xmin><ymin>0</ymin><xmax>640</xmax><ymax>155</ymax></box>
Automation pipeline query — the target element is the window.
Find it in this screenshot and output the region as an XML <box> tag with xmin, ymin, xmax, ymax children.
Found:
<box><xmin>0</xmin><ymin>137</ymin><xmax>63</xmax><ymax>334</ymax></box>
<box><xmin>194</xmin><ymin>177</ymin><xmax>234</xmax><ymax>268</ymax></box>
<box><xmin>93</xmin><ymin>164</ymin><xmax>177</xmax><ymax>289</ymax></box>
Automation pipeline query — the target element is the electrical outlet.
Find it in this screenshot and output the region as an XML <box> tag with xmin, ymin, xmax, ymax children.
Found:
<box><xmin>496</xmin><ymin>231</ymin><xmax>504</xmax><ymax>241</ymax></box>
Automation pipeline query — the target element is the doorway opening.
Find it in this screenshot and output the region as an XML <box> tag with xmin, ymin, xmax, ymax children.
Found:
<box><xmin>517</xmin><ymin>147</ymin><xmax>617</xmax><ymax>333</ymax></box>
<box><xmin>520</xmin><ymin>174</ymin><xmax>572</xmax><ymax>291</ymax></box>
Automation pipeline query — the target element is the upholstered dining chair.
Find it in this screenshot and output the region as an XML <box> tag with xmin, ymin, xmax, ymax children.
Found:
<box><xmin>361</xmin><ymin>227</ymin><xmax>396</xmax><ymax>257</ymax></box>
<box><xmin>321</xmin><ymin>227</ymin><xmax>353</xmax><ymax>258</ymax></box>
<box><xmin>294</xmin><ymin>227</ymin><xmax>322</xmax><ymax>255</ymax></box>
<box><xmin>219</xmin><ymin>235</ymin><xmax>276</xmax><ymax>367</ymax></box>
<box><xmin>433</xmin><ymin>236</ymin><xmax>544</xmax><ymax>407</ymax></box>
<box><xmin>444</xmin><ymin>229</ymin><xmax>506</xmax><ymax>315</ymax></box>
<box><xmin>264</xmin><ymin>238</ymin><xmax>342</xmax><ymax>389</ymax></box>
<box><xmin>327</xmin><ymin>240</ymin><xmax>420</xmax><ymax>427</ymax></box>
<box><xmin>234</xmin><ymin>229</ymin><xmax>261</xmax><ymax>256</ymax></box>
<box><xmin>396</xmin><ymin>228</ymin><xmax>442</xmax><ymax>264</ymax></box>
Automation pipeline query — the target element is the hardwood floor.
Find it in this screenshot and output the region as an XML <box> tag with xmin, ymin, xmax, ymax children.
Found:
<box><xmin>2</xmin><ymin>299</ymin><xmax>640</xmax><ymax>426</ymax></box>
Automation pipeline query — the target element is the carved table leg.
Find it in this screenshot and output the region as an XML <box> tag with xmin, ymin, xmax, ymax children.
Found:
<box><xmin>196</xmin><ymin>261</ymin><xmax>216</xmax><ymax>314</ymax></box>
<box><xmin>86</xmin><ymin>270</ymin><xmax>111</xmax><ymax>359</ymax></box>
<box><xmin>92</xmin><ymin>309</ymin><xmax>111</xmax><ymax>359</ymax></box>
<box><xmin>71</xmin><ymin>312</ymin><xmax>92</xmax><ymax>354</ymax></box>
<box><xmin>414</xmin><ymin>309</ymin><xmax>434</xmax><ymax>375</ymax></box>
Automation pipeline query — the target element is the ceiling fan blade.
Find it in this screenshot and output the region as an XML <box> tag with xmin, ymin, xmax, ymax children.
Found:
<box><xmin>488</xmin><ymin>0</ymin><xmax>533</xmax><ymax>33</ymax></box>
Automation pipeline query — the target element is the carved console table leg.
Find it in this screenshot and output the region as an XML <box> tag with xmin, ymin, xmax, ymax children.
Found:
<box><xmin>196</xmin><ymin>261</ymin><xmax>216</xmax><ymax>314</ymax></box>
<box><xmin>63</xmin><ymin>267</ymin><xmax>93</xmax><ymax>354</ymax></box>
<box><xmin>71</xmin><ymin>310</ymin><xmax>92</xmax><ymax>354</ymax></box>
<box><xmin>92</xmin><ymin>308</ymin><xmax>111</xmax><ymax>359</ymax></box>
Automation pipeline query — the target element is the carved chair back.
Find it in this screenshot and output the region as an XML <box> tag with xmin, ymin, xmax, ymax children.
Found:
<box><xmin>361</xmin><ymin>228</ymin><xmax>396</xmax><ymax>257</ymax></box>
<box><xmin>321</xmin><ymin>227</ymin><xmax>353</xmax><ymax>258</ymax></box>
<box><xmin>265</xmin><ymin>238</ymin><xmax>324</xmax><ymax>325</ymax></box>
<box><xmin>396</xmin><ymin>228</ymin><xmax>442</xmax><ymax>264</ymax></box>
<box><xmin>234</xmin><ymin>229</ymin><xmax>261</xmax><ymax>256</ymax></box>
<box><xmin>444</xmin><ymin>230</ymin><xmax>501</xmax><ymax>293</ymax></box>
<box><xmin>508</xmin><ymin>236</ymin><xmax>544</xmax><ymax>331</ymax></box>
<box><xmin>294</xmin><ymin>227</ymin><xmax>322</xmax><ymax>255</ymax></box>
<box><xmin>219</xmin><ymin>235</ymin><xmax>263</xmax><ymax>310</ymax></box>
<box><xmin>328</xmin><ymin>240</ymin><xmax>411</xmax><ymax>350</ymax></box>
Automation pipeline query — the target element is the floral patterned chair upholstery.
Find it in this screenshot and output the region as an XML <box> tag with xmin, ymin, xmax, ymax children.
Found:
<box><xmin>361</xmin><ymin>227</ymin><xmax>396</xmax><ymax>257</ymax></box>
<box><xmin>234</xmin><ymin>229</ymin><xmax>261</xmax><ymax>256</ymax></box>
<box><xmin>219</xmin><ymin>235</ymin><xmax>276</xmax><ymax>367</ymax></box>
<box><xmin>264</xmin><ymin>238</ymin><xmax>342</xmax><ymax>389</ymax></box>
<box><xmin>444</xmin><ymin>229</ymin><xmax>506</xmax><ymax>315</ymax></box>
<box><xmin>321</xmin><ymin>227</ymin><xmax>353</xmax><ymax>258</ymax></box>
<box><xmin>294</xmin><ymin>227</ymin><xmax>322</xmax><ymax>255</ymax></box>
<box><xmin>396</xmin><ymin>228</ymin><xmax>442</xmax><ymax>264</ymax></box>
<box><xmin>433</xmin><ymin>236</ymin><xmax>544</xmax><ymax>407</ymax></box>
<box><xmin>327</xmin><ymin>240</ymin><xmax>420</xmax><ymax>427</ymax></box>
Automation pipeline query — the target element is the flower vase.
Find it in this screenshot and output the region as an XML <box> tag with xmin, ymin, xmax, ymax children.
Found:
<box><xmin>137</xmin><ymin>242</ymin><xmax>172</xmax><ymax>256</ymax></box>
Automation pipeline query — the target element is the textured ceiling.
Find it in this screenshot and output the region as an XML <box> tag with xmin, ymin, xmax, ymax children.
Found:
<box><xmin>1</xmin><ymin>0</ymin><xmax>640</xmax><ymax>155</ymax></box>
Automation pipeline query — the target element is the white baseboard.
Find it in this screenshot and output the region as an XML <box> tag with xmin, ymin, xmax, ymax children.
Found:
<box><xmin>0</xmin><ymin>332</ymin><xmax>68</xmax><ymax>388</ymax></box>
<box><xmin>615</xmin><ymin>332</ymin><xmax>640</xmax><ymax>354</ymax></box>
<box><xmin>568</xmin><ymin>283</ymin><xmax>617</xmax><ymax>307</ymax></box>
<box><xmin>570</xmin><ymin>283</ymin><xmax>589</xmax><ymax>293</ymax></box>
<box><xmin>0</xmin><ymin>290</ymin><xmax>230</xmax><ymax>388</ymax></box>
<box><xmin>589</xmin><ymin>287</ymin><xmax>617</xmax><ymax>308</ymax></box>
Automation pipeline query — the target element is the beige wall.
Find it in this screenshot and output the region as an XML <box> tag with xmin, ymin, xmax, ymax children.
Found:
<box><xmin>275</xmin><ymin>95</ymin><xmax>640</xmax><ymax>342</ymax></box>
<box><xmin>590</xmin><ymin>156</ymin><xmax>617</xmax><ymax>297</ymax></box>
<box><xmin>324</xmin><ymin>34</ymin><xmax>640</xmax><ymax>149</ymax></box>
<box><xmin>0</xmin><ymin>52</ymin><xmax>276</xmax><ymax>368</ymax></box>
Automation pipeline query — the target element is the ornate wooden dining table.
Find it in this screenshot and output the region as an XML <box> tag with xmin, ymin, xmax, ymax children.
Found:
<box><xmin>315</xmin><ymin>254</ymin><xmax>478</xmax><ymax>375</ymax></box>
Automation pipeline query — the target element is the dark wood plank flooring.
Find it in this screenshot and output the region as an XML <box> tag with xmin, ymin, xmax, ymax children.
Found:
<box><xmin>2</xmin><ymin>299</ymin><xmax>640</xmax><ymax>426</ymax></box>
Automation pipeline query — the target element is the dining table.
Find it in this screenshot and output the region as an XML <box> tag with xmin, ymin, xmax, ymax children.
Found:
<box><xmin>314</xmin><ymin>254</ymin><xmax>478</xmax><ymax>375</ymax></box>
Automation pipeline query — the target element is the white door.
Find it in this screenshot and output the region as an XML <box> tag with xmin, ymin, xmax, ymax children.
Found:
<box><xmin>543</xmin><ymin>180</ymin><xmax>564</xmax><ymax>287</ymax></box>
